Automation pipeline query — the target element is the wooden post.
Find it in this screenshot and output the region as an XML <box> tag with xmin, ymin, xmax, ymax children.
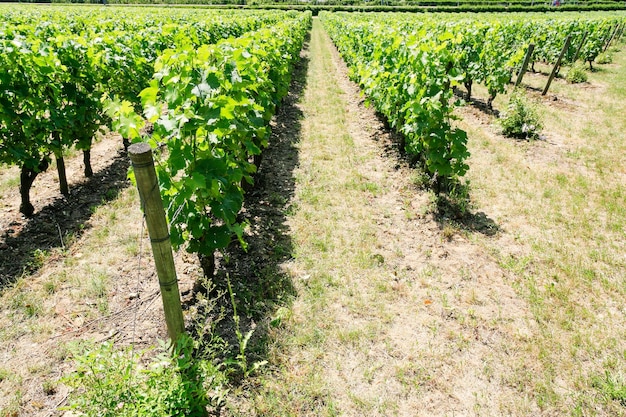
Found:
<box><xmin>603</xmin><ymin>24</ymin><xmax>620</xmax><ymax>53</ymax></box>
<box><xmin>572</xmin><ymin>31</ymin><xmax>588</xmax><ymax>64</ymax></box>
<box><xmin>128</xmin><ymin>143</ymin><xmax>185</xmax><ymax>343</ymax></box>
<box><xmin>616</xmin><ymin>24</ymin><xmax>625</xmax><ymax>43</ymax></box>
<box><xmin>612</xmin><ymin>23</ymin><xmax>622</xmax><ymax>45</ymax></box>
<box><xmin>542</xmin><ymin>35</ymin><xmax>571</xmax><ymax>96</ymax></box>
<box><xmin>515</xmin><ymin>44</ymin><xmax>535</xmax><ymax>87</ymax></box>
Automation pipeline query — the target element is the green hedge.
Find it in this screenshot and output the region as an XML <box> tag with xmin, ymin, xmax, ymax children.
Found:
<box><xmin>250</xmin><ymin>3</ymin><xmax>626</xmax><ymax>14</ymax></box>
<box><xmin>9</xmin><ymin>0</ymin><xmax>626</xmax><ymax>13</ymax></box>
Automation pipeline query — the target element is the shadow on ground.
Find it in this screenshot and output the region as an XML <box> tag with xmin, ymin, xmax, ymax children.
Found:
<box><xmin>0</xmin><ymin>151</ymin><xmax>130</xmax><ymax>288</ymax></box>
<box><xmin>434</xmin><ymin>195</ymin><xmax>501</xmax><ymax>237</ymax></box>
<box><xmin>369</xmin><ymin>91</ymin><xmax>502</xmax><ymax>238</ymax></box>
<box><xmin>452</xmin><ymin>86</ymin><xmax>501</xmax><ymax>117</ymax></box>
<box><xmin>190</xmin><ymin>35</ymin><xmax>310</xmax><ymax>380</ymax></box>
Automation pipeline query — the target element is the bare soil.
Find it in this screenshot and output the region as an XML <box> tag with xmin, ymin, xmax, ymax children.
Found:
<box><xmin>0</xmin><ymin>135</ymin><xmax>128</xmax><ymax>283</ymax></box>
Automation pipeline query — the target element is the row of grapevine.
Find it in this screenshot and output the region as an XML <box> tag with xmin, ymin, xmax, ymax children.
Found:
<box><xmin>0</xmin><ymin>7</ymin><xmax>290</xmax><ymax>216</ymax></box>
<box><xmin>321</xmin><ymin>12</ymin><xmax>470</xmax><ymax>185</ymax></box>
<box><xmin>108</xmin><ymin>12</ymin><xmax>312</xmax><ymax>276</ymax></box>
<box><xmin>337</xmin><ymin>12</ymin><xmax>623</xmax><ymax>102</ymax></box>
<box><xmin>320</xmin><ymin>11</ymin><xmax>625</xmax><ymax>184</ymax></box>
<box><xmin>445</xmin><ymin>15</ymin><xmax>623</xmax><ymax>101</ymax></box>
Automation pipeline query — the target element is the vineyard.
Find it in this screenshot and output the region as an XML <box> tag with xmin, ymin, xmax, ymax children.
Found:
<box><xmin>14</xmin><ymin>0</ymin><xmax>626</xmax><ymax>15</ymax></box>
<box><xmin>321</xmin><ymin>11</ymin><xmax>624</xmax><ymax>183</ymax></box>
<box><xmin>1</xmin><ymin>4</ymin><xmax>626</xmax><ymax>417</ymax></box>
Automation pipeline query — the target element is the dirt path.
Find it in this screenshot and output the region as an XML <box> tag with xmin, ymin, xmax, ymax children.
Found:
<box><xmin>229</xmin><ymin>19</ymin><xmax>538</xmax><ymax>417</ymax></box>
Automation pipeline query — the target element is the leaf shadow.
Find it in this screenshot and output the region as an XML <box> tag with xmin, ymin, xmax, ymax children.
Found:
<box><xmin>368</xmin><ymin>89</ymin><xmax>503</xmax><ymax>239</ymax></box>
<box><xmin>0</xmin><ymin>151</ymin><xmax>130</xmax><ymax>289</ymax></box>
<box><xmin>452</xmin><ymin>86</ymin><xmax>501</xmax><ymax>117</ymax></box>
<box><xmin>434</xmin><ymin>193</ymin><xmax>501</xmax><ymax>237</ymax></box>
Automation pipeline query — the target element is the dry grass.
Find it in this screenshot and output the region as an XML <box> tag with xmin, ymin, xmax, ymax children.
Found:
<box><xmin>228</xmin><ymin>19</ymin><xmax>550</xmax><ymax>417</ymax></box>
<box><xmin>228</xmin><ymin>24</ymin><xmax>626</xmax><ymax>417</ymax></box>
<box><xmin>0</xmin><ymin>182</ymin><xmax>147</xmax><ymax>415</ymax></box>
<box><xmin>458</xmin><ymin>43</ymin><xmax>626</xmax><ymax>415</ymax></box>
<box><xmin>0</xmin><ymin>19</ymin><xmax>625</xmax><ymax>417</ymax></box>
<box><xmin>0</xmin><ymin>138</ymin><xmax>203</xmax><ymax>416</ymax></box>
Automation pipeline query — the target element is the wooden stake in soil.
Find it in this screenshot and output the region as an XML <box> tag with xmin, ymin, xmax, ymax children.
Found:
<box><xmin>128</xmin><ymin>143</ymin><xmax>185</xmax><ymax>343</ymax></box>
<box><xmin>515</xmin><ymin>44</ymin><xmax>535</xmax><ymax>87</ymax></box>
<box><xmin>572</xmin><ymin>31</ymin><xmax>588</xmax><ymax>64</ymax></box>
<box><xmin>542</xmin><ymin>35</ymin><xmax>571</xmax><ymax>96</ymax></box>
<box><xmin>616</xmin><ymin>24</ymin><xmax>625</xmax><ymax>43</ymax></box>
<box><xmin>603</xmin><ymin>23</ymin><xmax>620</xmax><ymax>53</ymax></box>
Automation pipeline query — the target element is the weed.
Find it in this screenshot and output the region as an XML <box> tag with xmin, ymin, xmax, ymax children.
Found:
<box><xmin>466</xmin><ymin>289</ymin><xmax>480</xmax><ymax>305</ymax></box>
<box><xmin>10</xmin><ymin>291</ymin><xmax>42</xmax><ymax>318</ymax></box>
<box><xmin>359</xmin><ymin>181</ymin><xmax>380</xmax><ymax>194</ymax></box>
<box><xmin>0</xmin><ymin>174</ymin><xmax>20</xmax><ymax>191</ymax></box>
<box><xmin>105</xmin><ymin>188</ymin><xmax>118</xmax><ymax>200</ymax></box>
<box><xmin>51</xmin><ymin>342</ymin><xmax>72</xmax><ymax>362</ymax></box>
<box><xmin>64</xmin><ymin>336</ymin><xmax>226</xmax><ymax>417</ymax></box>
<box><xmin>442</xmin><ymin>223</ymin><xmax>455</xmax><ymax>241</ymax></box>
<box><xmin>566</xmin><ymin>63</ymin><xmax>588</xmax><ymax>84</ymax></box>
<box><xmin>42</xmin><ymin>380</ymin><xmax>57</xmax><ymax>396</ymax></box>
<box><xmin>223</xmin><ymin>277</ymin><xmax>267</xmax><ymax>379</ymax></box>
<box><xmin>43</xmin><ymin>280</ymin><xmax>57</xmax><ymax>295</ymax></box>
<box><xmin>338</xmin><ymin>328</ymin><xmax>363</xmax><ymax>346</ymax></box>
<box><xmin>0</xmin><ymin>392</ymin><xmax>21</xmax><ymax>417</ymax></box>
<box><xmin>596</xmin><ymin>52</ymin><xmax>613</xmax><ymax>65</ymax></box>
<box><xmin>123</xmin><ymin>237</ymin><xmax>140</xmax><ymax>256</ymax></box>
<box><xmin>436</xmin><ymin>179</ymin><xmax>472</xmax><ymax>219</ymax></box>
<box><xmin>269</xmin><ymin>306</ymin><xmax>290</xmax><ymax>328</ymax></box>
<box><xmin>410</xmin><ymin>170</ymin><xmax>431</xmax><ymax>189</ymax></box>
<box><xmin>268</xmin><ymin>192</ymin><xmax>287</xmax><ymax>206</ymax></box>
<box><xmin>499</xmin><ymin>88</ymin><xmax>543</xmax><ymax>140</ymax></box>
<box><xmin>592</xmin><ymin>371</ymin><xmax>626</xmax><ymax>406</ymax></box>
<box><xmin>28</xmin><ymin>248</ymin><xmax>50</xmax><ymax>270</ymax></box>
<box><xmin>88</xmin><ymin>271</ymin><xmax>108</xmax><ymax>299</ymax></box>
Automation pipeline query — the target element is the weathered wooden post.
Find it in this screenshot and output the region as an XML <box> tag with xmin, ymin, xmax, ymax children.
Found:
<box><xmin>603</xmin><ymin>23</ymin><xmax>620</xmax><ymax>53</ymax></box>
<box><xmin>515</xmin><ymin>44</ymin><xmax>535</xmax><ymax>87</ymax></box>
<box><xmin>542</xmin><ymin>35</ymin><xmax>571</xmax><ymax>96</ymax></box>
<box><xmin>616</xmin><ymin>24</ymin><xmax>625</xmax><ymax>43</ymax></box>
<box><xmin>572</xmin><ymin>31</ymin><xmax>588</xmax><ymax>64</ymax></box>
<box><xmin>128</xmin><ymin>143</ymin><xmax>185</xmax><ymax>343</ymax></box>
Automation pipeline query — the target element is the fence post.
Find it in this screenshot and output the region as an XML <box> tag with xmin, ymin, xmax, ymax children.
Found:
<box><xmin>542</xmin><ymin>35</ymin><xmax>571</xmax><ymax>96</ymax></box>
<box><xmin>616</xmin><ymin>24</ymin><xmax>625</xmax><ymax>43</ymax></box>
<box><xmin>515</xmin><ymin>44</ymin><xmax>535</xmax><ymax>87</ymax></box>
<box><xmin>603</xmin><ymin>23</ymin><xmax>620</xmax><ymax>53</ymax></box>
<box><xmin>128</xmin><ymin>143</ymin><xmax>185</xmax><ymax>343</ymax></box>
<box><xmin>572</xmin><ymin>31</ymin><xmax>588</xmax><ymax>64</ymax></box>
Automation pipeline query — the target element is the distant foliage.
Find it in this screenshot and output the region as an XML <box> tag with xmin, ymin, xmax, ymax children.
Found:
<box><xmin>108</xmin><ymin>12</ymin><xmax>311</xmax><ymax>276</ymax></box>
<box><xmin>592</xmin><ymin>371</ymin><xmax>626</xmax><ymax>406</ymax></box>
<box><xmin>0</xmin><ymin>6</ymin><xmax>288</xmax><ymax>216</ymax></box>
<box><xmin>322</xmin><ymin>12</ymin><xmax>470</xmax><ymax>184</ymax></box>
